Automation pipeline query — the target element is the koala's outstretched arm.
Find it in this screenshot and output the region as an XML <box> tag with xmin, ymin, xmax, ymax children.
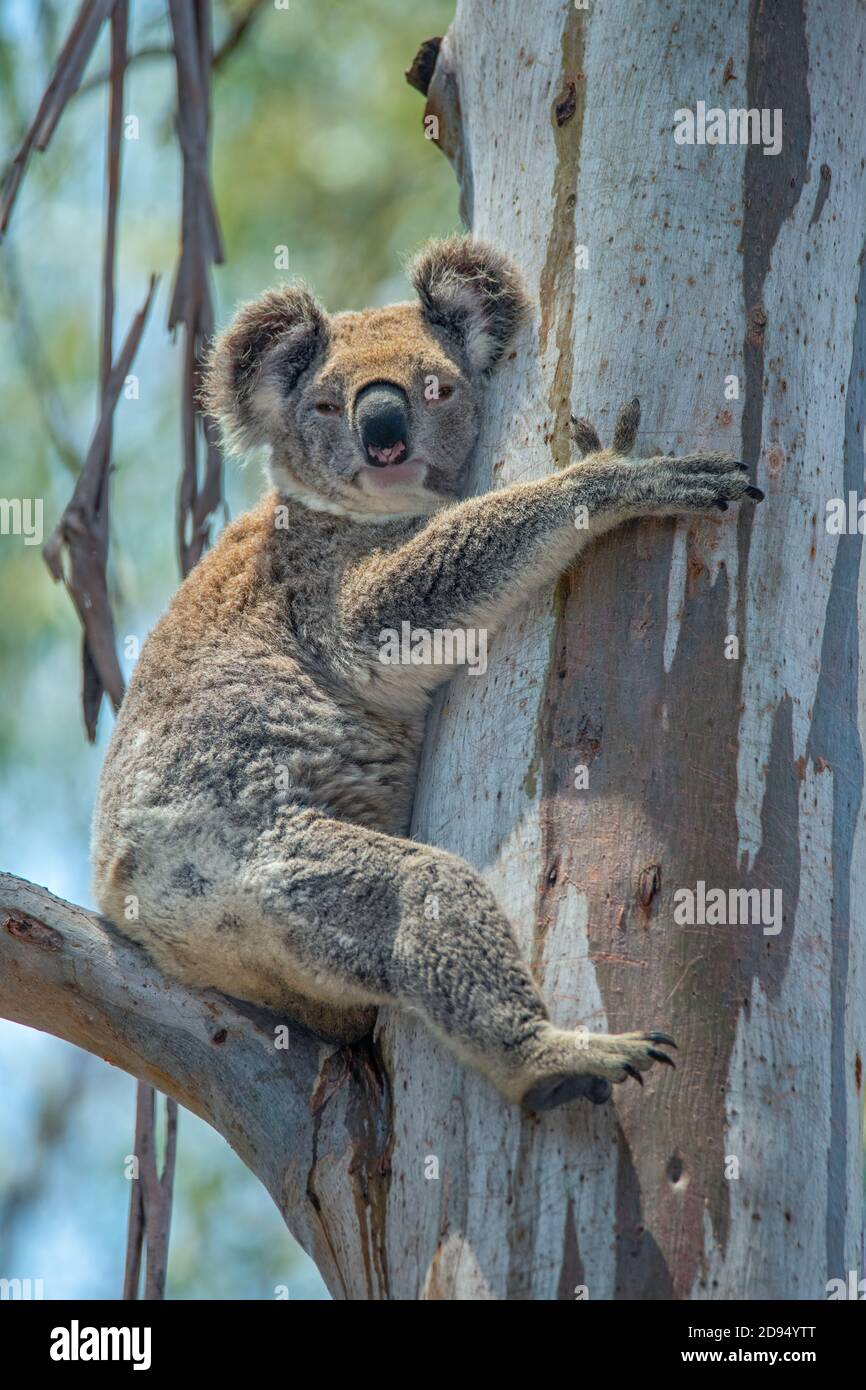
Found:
<box><xmin>340</xmin><ymin>400</ymin><xmax>763</xmax><ymax>706</ymax></box>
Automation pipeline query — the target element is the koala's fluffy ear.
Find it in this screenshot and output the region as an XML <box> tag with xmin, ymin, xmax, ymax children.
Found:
<box><xmin>409</xmin><ymin>236</ymin><xmax>530</xmax><ymax>375</ymax></box>
<box><xmin>203</xmin><ymin>286</ymin><xmax>328</xmax><ymax>452</ymax></box>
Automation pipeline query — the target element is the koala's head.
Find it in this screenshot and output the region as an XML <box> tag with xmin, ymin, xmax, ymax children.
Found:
<box><xmin>204</xmin><ymin>237</ymin><xmax>529</xmax><ymax>519</ymax></box>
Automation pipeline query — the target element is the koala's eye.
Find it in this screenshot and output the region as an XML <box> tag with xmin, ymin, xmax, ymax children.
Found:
<box><xmin>315</xmin><ymin>401</ymin><xmax>341</xmax><ymax>416</ymax></box>
<box><xmin>427</xmin><ymin>384</ymin><xmax>454</xmax><ymax>404</ymax></box>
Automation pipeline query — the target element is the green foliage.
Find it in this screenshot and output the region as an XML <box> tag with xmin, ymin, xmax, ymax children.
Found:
<box><xmin>213</xmin><ymin>0</ymin><xmax>458</xmax><ymax>310</ymax></box>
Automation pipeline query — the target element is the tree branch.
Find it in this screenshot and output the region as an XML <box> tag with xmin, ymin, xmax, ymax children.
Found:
<box><xmin>0</xmin><ymin>871</ymin><xmax>392</xmax><ymax>1299</ymax></box>
<box><xmin>0</xmin><ymin>0</ymin><xmax>115</xmax><ymax>237</ymax></box>
<box><xmin>42</xmin><ymin>274</ymin><xmax>158</xmax><ymax>737</ymax></box>
<box><xmin>168</xmin><ymin>0</ymin><xmax>225</xmax><ymax>577</ymax></box>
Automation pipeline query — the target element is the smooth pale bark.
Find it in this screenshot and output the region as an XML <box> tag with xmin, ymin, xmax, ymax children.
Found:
<box><xmin>378</xmin><ymin>0</ymin><xmax>866</xmax><ymax>1299</ymax></box>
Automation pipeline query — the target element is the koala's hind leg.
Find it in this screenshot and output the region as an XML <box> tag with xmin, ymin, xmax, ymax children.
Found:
<box><xmin>95</xmin><ymin>807</ymin><xmax>375</xmax><ymax>1043</ymax></box>
<box><xmin>244</xmin><ymin>810</ymin><xmax>676</xmax><ymax>1110</ymax></box>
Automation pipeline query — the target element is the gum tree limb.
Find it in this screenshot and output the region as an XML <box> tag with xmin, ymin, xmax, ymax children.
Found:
<box><xmin>0</xmin><ymin>871</ymin><xmax>389</xmax><ymax>1299</ymax></box>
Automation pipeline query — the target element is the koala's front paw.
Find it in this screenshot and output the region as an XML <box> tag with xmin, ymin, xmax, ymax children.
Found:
<box><xmin>652</xmin><ymin>453</ymin><xmax>764</xmax><ymax>514</ymax></box>
<box><xmin>571</xmin><ymin>396</ymin><xmax>764</xmax><ymax>517</ymax></box>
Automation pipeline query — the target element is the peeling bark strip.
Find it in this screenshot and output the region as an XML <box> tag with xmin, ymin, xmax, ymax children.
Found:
<box><xmin>421</xmin><ymin>32</ymin><xmax>473</xmax><ymax>229</ymax></box>
<box><xmin>168</xmin><ymin>0</ymin><xmax>225</xmax><ymax>578</ymax></box>
<box><xmin>394</xmin><ymin>0</ymin><xmax>866</xmax><ymax>1299</ymax></box>
<box><xmin>84</xmin><ymin>0</ymin><xmax>129</xmax><ymax>738</ymax></box>
<box><xmin>42</xmin><ymin>276</ymin><xmax>157</xmax><ymax>737</ymax></box>
<box><xmin>405</xmin><ymin>36</ymin><xmax>442</xmax><ymax>96</ymax></box>
<box><xmin>0</xmin><ymin>0</ymin><xmax>115</xmax><ymax>236</ymax></box>
<box><xmin>15</xmin><ymin>0</ymin><xmax>158</xmax><ymax>744</ymax></box>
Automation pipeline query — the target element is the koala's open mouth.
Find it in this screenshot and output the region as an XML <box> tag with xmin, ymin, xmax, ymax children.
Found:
<box><xmin>366</xmin><ymin>441</ymin><xmax>406</xmax><ymax>465</ymax></box>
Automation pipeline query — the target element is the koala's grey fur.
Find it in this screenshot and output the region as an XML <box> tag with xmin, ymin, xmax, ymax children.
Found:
<box><xmin>92</xmin><ymin>236</ymin><xmax>762</xmax><ymax>1111</ymax></box>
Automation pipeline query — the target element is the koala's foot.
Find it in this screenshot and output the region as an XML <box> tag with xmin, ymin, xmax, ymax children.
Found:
<box><xmin>520</xmin><ymin>1026</ymin><xmax>677</xmax><ymax>1114</ymax></box>
<box><xmin>571</xmin><ymin>397</ymin><xmax>764</xmax><ymax>517</ymax></box>
<box><xmin>523</xmin><ymin>1073</ymin><xmax>613</xmax><ymax>1111</ymax></box>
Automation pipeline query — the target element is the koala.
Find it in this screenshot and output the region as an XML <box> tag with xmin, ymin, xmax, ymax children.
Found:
<box><xmin>92</xmin><ymin>237</ymin><xmax>763</xmax><ymax>1112</ymax></box>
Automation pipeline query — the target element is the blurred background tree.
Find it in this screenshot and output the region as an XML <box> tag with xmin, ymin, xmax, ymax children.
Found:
<box><xmin>0</xmin><ymin>0</ymin><xmax>456</xmax><ymax>1299</ymax></box>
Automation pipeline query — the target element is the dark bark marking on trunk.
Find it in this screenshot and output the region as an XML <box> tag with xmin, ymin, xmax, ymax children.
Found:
<box><xmin>529</xmin><ymin>519</ymin><xmax>686</xmax><ymax>1294</ymax></box>
<box><xmin>556</xmin><ymin>1197</ymin><xmax>585</xmax><ymax>1299</ymax></box>
<box><xmin>807</xmin><ymin>246</ymin><xmax>866</xmax><ymax>1278</ymax></box>
<box><xmin>532</xmin><ymin>5</ymin><xmax>588</xmax><ymax>967</ymax></box>
<box><xmin>555</xmin><ymin>78</ymin><xmax>578</xmax><ymax>128</ymax></box>
<box><xmin>738</xmin><ymin>0</ymin><xmax>811</xmax><ymax>693</ymax></box>
<box><xmin>736</xmin><ymin>693</ymin><xmax>800</xmax><ymax>1006</ymax></box>
<box><xmin>637</xmin><ymin>862</ymin><xmax>663</xmax><ymax>918</ymax></box>
<box><xmin>344</xmin><ymin>1037</ymin><xmax>394</xmax><ymax>1299</ymax></box>
<box><xmin>740</xmin><ymin>0</ymin><xmax>811</xmax><ymax>551</ymax></box>
<box><xmin>504</xmin><ymin>1109</ymin><xmax>599</xmax><ymax>1300</ymax></box>
<box><xmin>504</xmin><ymin>1117</ymin><xmax>542</xmax><ymax>1299</ymax></box>
<box><xmin>305</xmin><ymin>1038</ymin><xmax>393</xmax><ymax>1299</ymax></box>
<box><xmin>809</xmin><ymin>163</ymin><xmax>831</xmax><ymax>226</ymax></box>
<box><xmin>303</xmin><ymin>1051</ymin><xmax>351</xmax><ymax>1300</ymax></box>
<box><xmin>533</xmin><ymin>503</ymin><xmax>804</xmax><ymax>1298</ymax></box>
<box><xmin>3</xmin><ymin>909</ymin><xmax>63</xmax><ymax>950</ymax></box>
<box><xmin>614</xmin><ymin>1123</ymin><xmax>674</xmax><ymax>1299</ymax></box>
<box><xmin>614</xmin><ymin>550</ymin><xmax>741</xmax><ymax>1292</ymax></box>
<box><xmin>538</xmin><ymin>7</ymin><xmax>587</xmax><ymax>473</ymax></box>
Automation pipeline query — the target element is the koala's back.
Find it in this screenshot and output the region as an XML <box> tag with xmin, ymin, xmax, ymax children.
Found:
<box><xmin>91</xmin><ymin>494</ymin><xmax>424</xmax><ymax>1024</ymax></box>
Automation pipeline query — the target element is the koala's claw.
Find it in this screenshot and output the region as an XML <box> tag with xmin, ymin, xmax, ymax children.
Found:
<box><xmin>646</xmin><ymin>452</ymin><xmax>764</xmax><ymax>516</ymax></box>
<box><xmin>599</xmin><ymin>1029</ymin><xmax>679</xmax><ymax>1086</ymax></box>
<box><xmin>647</xmin><ymin>1048</ymin><xmax>676</xmax><ymax>1067</ymax></box>
<box><xmin>612</xmin><ymin>396</ymin><xmax>641</xmax><ymax>454</ymax></box>
<box><xmin>570</xmin><ymin>415</ymin><xmax>602</xmax><ymax>455</ymax></box>
<box><xmin>570</xmin><ymin>396</ymin><xmax>642</xmax><ymax>458</ymax></box>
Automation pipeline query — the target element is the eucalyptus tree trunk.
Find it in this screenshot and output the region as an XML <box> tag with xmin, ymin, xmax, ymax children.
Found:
<box><xmin>380</xmin><ymin>0</ymin><xmax>866</xmax><ymax>1299</ymax></box>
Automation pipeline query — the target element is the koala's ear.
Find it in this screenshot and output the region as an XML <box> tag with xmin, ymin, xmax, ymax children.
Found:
<box><xmin>203</xmin><ymin>285</ymin><xmax>329</xmax><ymax>452</ymax></box>
<box><xmin>409</xmin><ymin>236</ymin><xmax>530</xmax><ymax>375</ymax></box>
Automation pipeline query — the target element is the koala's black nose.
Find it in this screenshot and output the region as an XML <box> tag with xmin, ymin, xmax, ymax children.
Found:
<box><xmin>355</xmin><ymin>383</ymin><xmax>410</xmax><ymax>465</ymax></box>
